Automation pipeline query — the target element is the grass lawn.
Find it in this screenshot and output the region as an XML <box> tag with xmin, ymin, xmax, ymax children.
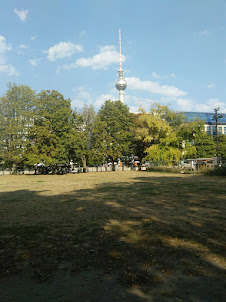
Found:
<box><xmin>0</xmin><ymin>171</ymin><xmax>225</xmax><ymax>301</ymax></box>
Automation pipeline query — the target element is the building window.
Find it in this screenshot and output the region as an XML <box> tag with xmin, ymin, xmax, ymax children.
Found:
<box><xmin>212</xmin><ymin>126</ymin><xmax>216</xmax><ymax>135</ymax></box>
<box><xmin>218</xmin><ymin>126</ymin><xmax>222</xmax><ymax>134</ymax></box>
<box><xmin>224</xmin><ymin>127</ymin><xmax>226</xmax><ymax>135</ymax></box>
<box><xmin>206</xmin><ymin>126</ymin><xmax>211</xmax><ymax>135</ymax></box>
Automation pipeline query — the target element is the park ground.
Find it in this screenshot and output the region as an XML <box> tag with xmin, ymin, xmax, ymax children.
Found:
<box><xmin>0</xmin><ymin>171</ymin><xmax>225</xmax><ymax>301</ymax></box>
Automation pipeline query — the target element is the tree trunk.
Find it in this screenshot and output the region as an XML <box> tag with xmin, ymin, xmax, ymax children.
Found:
<box><xmin>81</xmin><ymin>156</ymin><xmax>87</xmax><ymax>172</ymax></box>
<box><xmin>12</xmin><ymin>163</ymin><xmax>17</xmax><ymax>174</ymax></box>
<box><xmin>112</xmin><ymin>159</ymin><xmax>116</xmax><ymax>171</ymax></box>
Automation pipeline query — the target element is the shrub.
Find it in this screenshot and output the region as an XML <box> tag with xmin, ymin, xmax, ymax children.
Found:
<box><xmin>146</xmin><ymin>166</ymin><xmax>181</xmax><ymax>173</ymax></box>
<box><xmin>204</xmin><ymin>165</ymin><xmax>226</xmax><ymax>176</ymax></box>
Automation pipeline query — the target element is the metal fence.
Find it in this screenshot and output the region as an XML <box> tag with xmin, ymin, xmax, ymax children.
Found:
<box><xmin>0</xmin><ymin>165</ymin><xmax>139</xmax><ymax>175</ymax></box>
<box><xmin>0</xmin><ymin>168</ymin><xmax>35</xmax><ymax>175</ymax></box>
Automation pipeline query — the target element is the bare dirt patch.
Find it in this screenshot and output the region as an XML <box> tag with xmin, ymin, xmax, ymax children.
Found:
<box><xmin>0</xmin><ymin>171</ymin><xmax>225</xmax><ymax>301</ymax></box>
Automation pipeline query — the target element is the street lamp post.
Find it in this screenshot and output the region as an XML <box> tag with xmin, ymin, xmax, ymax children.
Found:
<box><xmin>213</xmin><ymin>108</ymin><xmax>223</xmax><ymax>166</ymax></box>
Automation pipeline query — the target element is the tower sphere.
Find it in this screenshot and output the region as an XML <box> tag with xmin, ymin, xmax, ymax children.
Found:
<box><xmin>115</xmin><ymin>70</ymin><xmax>127</xmax><ymax>91</ymax></box>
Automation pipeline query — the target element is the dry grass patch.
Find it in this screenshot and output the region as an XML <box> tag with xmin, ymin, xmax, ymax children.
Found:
<box><xmin>0</xmin><ymin>171</ymin><xmax>225</xmax><ymax>299</ymax></box>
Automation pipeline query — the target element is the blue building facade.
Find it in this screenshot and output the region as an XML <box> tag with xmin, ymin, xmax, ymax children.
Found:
<box><xmin>182</xmin><ymin>112</ymin><xmax>226</xmax><ymax>136</ymax></box>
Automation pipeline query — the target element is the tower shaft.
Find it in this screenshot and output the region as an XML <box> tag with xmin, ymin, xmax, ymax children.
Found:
<box><xmin>115</xmin><ymin>28</ymin><xmax>127</xmax><ymax>103</ymax></box>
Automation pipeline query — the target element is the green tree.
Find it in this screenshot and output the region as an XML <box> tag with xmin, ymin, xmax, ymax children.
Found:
<box><xmin>150</xmin><ymin>102</ymin><xmax>186</xmax><ymax>127</ymax></box>
<box><xmin>92</xmin><ymin>100</ymin><xmax>135</xmax><ymax>168</ymax></box>
<box><xmin>218</xmin><ymin>135</ymin><xmax>226</xmax><ymax>159</ymax></box>
<box><xmin>144</xmin><ymin>145</ymin><xmax>182</xmax><ymax>162</ymax></box>
<box><xmin>178</xmin><ymin>119</ymin><xmax>216</xmax><ymax>159</ymax></box>
<box><xmin>25</xmin><ymin>90</ymin><xmax>73</xmax><ymax>166</ymax></box>
<box><xmin>178</xmin><ymin>119</ymin><xmax>202</xmax><ymax>159</ymax></box>
<box><xmin>70</xmin><ymin>105</ymin><xmax>96</xmax><ymax>172</ymax></box>
<box><xmin>25</xmin><ymin>125</ymin><xmax>57</xmax><ymax>166</ymax></box>
<box><xmin>135</xmin><ymin>108</ymin><xmax>182</xmax><ymax>163</ymax></box>
<box><xmin>91</xmin><ymin>117</ymin><xmax>108</xmax><ymax>165</ymax></box>
<box><xmin>0</xmin><ymin>83</ymin><xmax>36</xmax><ymax>171</ymax></box>
<box><xmin>194</xmin><ymin>134</ymin><xmax>216</xmax><ymax>158</ymax></box>
<box><xmin>178</xmin><ymin>119</ymin><xmax>205</xmax><ymax>142</ymax></box>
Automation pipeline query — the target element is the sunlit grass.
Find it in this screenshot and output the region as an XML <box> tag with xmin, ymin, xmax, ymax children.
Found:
<box><xmin>0</xmin><ymin>171</ymin><xmax>225</xmax><ymax>293</ymax></box>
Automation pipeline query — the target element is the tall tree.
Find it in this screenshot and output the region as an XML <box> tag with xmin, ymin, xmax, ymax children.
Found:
<box><xmin>178</xmin><ymin>119</ymin><xmax>216</xmax><ymax>159</ymax></box>
<box><xmin>71</xmin><ymin>105</ymin><xmax>96</xmax><ymax>172</ymax></box>
<box><xmin>92</xmin><ymin>100</ymin><xmax>135</xmax><ymax>168</ymax></box>
<box><xmin>218</xmin><ymin>135</ymin><xmax>226</xmax><ymax>160</ymax></box>
<box><xmin>150</xmin><ymin>102</ymin><xmax>186</xmax><ymax>127</ymax></box>
<box><xmin>135</xmin><ymin>108</ymin><xmax>182</xmax><ymax>163</ymax></box>
<box><xmin>194</xmin><ymin>134</ymin><xmax>216</xmax><ymax>158</ymax></box>
<box><xmin>0</xmin><ymin>83</ymin><xmax>36</xmax><ymax>171</ymax></box>
<box><xmin>25</xmin><ymin>90</ymin><xmax>73</xmax><ymax>166</ymax></box>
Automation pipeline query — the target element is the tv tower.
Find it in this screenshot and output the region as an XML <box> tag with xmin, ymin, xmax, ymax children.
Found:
<box><xmin>115</xmin><ymin>28</ymin><xmax>127</xmax><ymax>103</ymax></box>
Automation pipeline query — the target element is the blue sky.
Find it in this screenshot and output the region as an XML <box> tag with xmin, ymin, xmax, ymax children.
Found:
<box><xmin>0</xmin><ymin>0</ymin><xmax>225</xmax><ymax>113</ymax></box>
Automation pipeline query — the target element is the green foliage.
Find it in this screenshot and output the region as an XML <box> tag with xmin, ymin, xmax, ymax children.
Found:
<box><xmin>0</xmin><ymin>83</ymin><xmax>36</xmax><ymax>169</ymax></box>
<box><xmin>136</xmin><ymin>110</ymin><xmax>170</xmax><ymax>144</ymax></box>
<box><xmin>135</xmin><ymin>108</ymin><xmax>182</xmax><ymax>162</ymax></box>
<box><xmin>76</xmin><ymin>105</ymin><xmax>96</xmax><ymax>170</ymax></box>
<box><xmin>182</xmin><ymin>143</ymin><xmax>197</xmax><ymax>159</ymax></box>
<box><xmin>203</xmin><ymin>164</ymin><xmax>226</xmax><ymax>176</ymax></box>
<box><xmin>218</xmin><ymin>135</ymin><xmax>226</xmax><ymax>159</ymax></box>
<box><xmin>178</xmin><ymin>119</ymin><xmax>205</xmax><ymax>141</ymax></box>
<box><xmin>92</xmin><ymin>100</ymin><xmax>135</xmax><ymax>163</ymax></box>
<box><xmin>146</xmin><ymin>165</ymin><xmax>181</xmax><ymax>173</ymax></box>
<box><xmin>0</xmin><ymin>84</ymin><xmax>223</xmax><ymax>170</ymax></box>
<box><xmin>150</xmin><ymin>102</ymin><xmax>186</xmax><ymax>126</ymax></box>
<box><xmin>178</xmin><ymin>119</ymin><xmax>215</xmax><ymax>159</ymax></box>
<box><xmin>25</xmin><ymin>125</ymin><xmax>58</xmax><ymax>166</ymax></box>
<box><xmin>135</xmin><ymin>111</ymin><xmax>168</xmax><ymax>160</ymax></box>
<box><xmin>194</xmin><ymin>134</ymin><xmax>216</xmax><ymax>158</ymax></box>
<box><xmin>25</xmin><ymin>90</ymin><xmax>72</xmax><ymax>165</ymax></box>
<box><xmin>144</xmin><ymin>145</ymin><xmax>182</xmax><ymax>162</ymax></box>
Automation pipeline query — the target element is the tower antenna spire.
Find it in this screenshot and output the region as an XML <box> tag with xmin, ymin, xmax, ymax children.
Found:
<box><xmin>119</xmin><ymin>28</ymin><xmax>122</xmax><ymax>70</ymax></box>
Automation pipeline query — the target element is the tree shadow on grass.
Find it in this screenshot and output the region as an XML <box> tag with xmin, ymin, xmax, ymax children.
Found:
<box><xmin>0</xmin><ymin>174</ymin><xmax>225</xmax><ymax>301</ymax></box>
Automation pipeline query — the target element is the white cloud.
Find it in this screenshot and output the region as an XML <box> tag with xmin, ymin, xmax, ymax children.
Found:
<box><xmin>123</xmin><ymin>93</ymin><xmax>226</xmax><ymax>114</ymax></box>
<box><xmin>126</xmin><ymin>77</ymin><xmax>187</xmax><ymax>98</ymax></box>
<box><xmin>71</xmin><ymin>87</ymin><xmax>117</xmax><ymax>109</ymax></box>
<box><xmin>95</xmin><ymin>94</ymin><xmax>117</xmax><ymax>107</ymax></box>
<box><xmin>29</xmin><ymin>58</ymin><xmax>41</xmax><ymax>66</ymax></box>
<box><xmin>80</xmin><ymin>30</ymin><xmax>86</xmax><ymax>37</ymax></box>
<box><xmin>205</xmin><ymin>98</ymin><xmax>226</xmax><ymax>112</ymax></box>
<box><xmin>71</xmin><ymin>87</ymin><xmax>92</xmax><ymax>109</ymax></box>
<box><xmin>63</xmin><ymin>45</ymin><xmax>125</xmax><ymax>70</ymax></box>
<box><xmin>30</xmin><ymin>35</ymin><xmax>37</xmax><ymax>41</ymax></box>
<box><xmin>152</xmin><ymin>72</ymin><xmax>160</xmax><ymax>79</ymax></box>
<box><xmin>17</xmin><ymin>44</ymin><xmax>29</xmax><ymax>54</ymax></box>
<box><xmin>0</xmin><ymin>64</ymin><xmax>18</xmax><ymax>76</ymax></box>
<box><xmin>47</xmin><ymin>42</ymin><xmax>83</xmax><ymax>61</ymax></box>
<box><xmin>125</xmin><ymin>94</ymin><xmax>153</xmax><ymax>106</ymax></box>
<box><xmin>208</xmin><ymin>83</ymin><xmax>215</xmax><ymax>89</ymax></box>
<box><xmin>129</xmin><ymin>106</ymin><xmax>141</xmax><ymax>113</ymax></box>
<box><xmin>56</xmin><ymin>66</ymin><xmax>61</xmax><ymax>74</ymax></box>
<box><xmin>0</xmin><ymin>35</ymin><xmax>12</xmax><ymax>64</ymax></box>
<box><xmin>14</xmin><ymin>8</ymin><xmax>29</xmax><ymax>22</ymax></box>
<box><xmin>176</xmin><ymin>97</ymin><xmax>226</xmax><ymax>113</ymax></box>
<box><xmin>152</xmin><ymin>72</ymin><xmax>176</xmax><ymax>80</ymax></box>
<box><xmin>0</xmin><ymin>36</ymin><xmax>12</xmax><ymax>52</ymax></box>
<box><xmin>76</xmin><ymin>89</ymin><xmax>91</xmax><ymax>100</ymax></box>
<box><xmin>0</xmin><ymin>36</ymin><xmax>17</xmax><ymax>76</ymax></box>
<box><xmin>176</xmin><ymin>98</ymin><xmax>194</xmax><ymax>111</ymax></box>
<box><xmin>124</xmin><ymin>94</ymin><xmax>154</xmax><ymax>113</ymax></box>
<box><xmin>19</xmin><ymin>44</ymin><xmax>28</xmax><ymax>49</ymax></box>
<box><xmin>198</xmin><ymin>29</ymin><xmax>210</xmax><ymax>36</ymax></box>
